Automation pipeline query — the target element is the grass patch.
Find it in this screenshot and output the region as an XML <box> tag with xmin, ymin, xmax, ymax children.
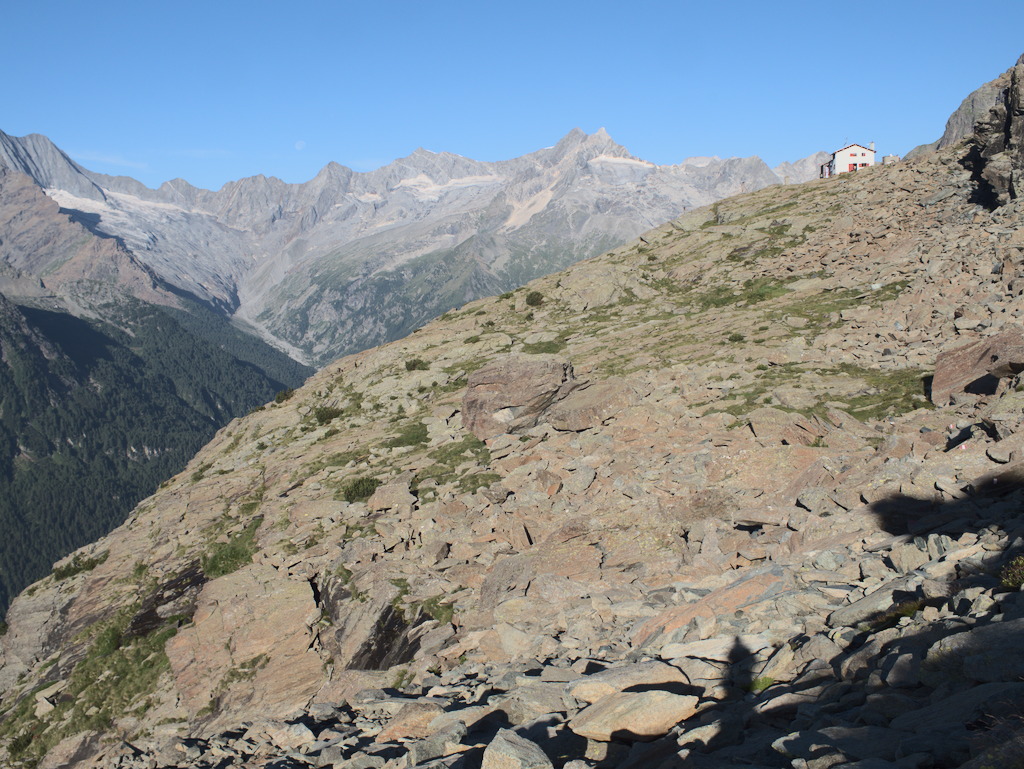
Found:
<box><xmin>384</xmin><ymin>421</ymin><xmax>429</xmax><ymax>449</ymax></box>
<box><xmin>832</xmin><ymin>364</ymin><xmax>931</xmax><ymax>421</ymax></box>
<box><xmin>52</xmin><ymin>551</ymin><xmax>109</xmax><ymax>581</ymax></box>
<box><xmin>202</xmin><ymin>516</ymin><xmax>263</xmax><ymax>578</ymax></box>
<box><xmin>413</xmin><ymin>435</ymin><xmax>493</xmax><ymax>495</ymax></box>
<box><xmin>306</xmin><ymin>447</ymin><xmax>370</xmax><ymax>475</ymax></box>
<box><xmin>190</xmin><ymin>462</ymin><xmax>213</xmax><ymax>482</ymax></box>
<box><xmin>748</xmin><ymin>676</ymin><xmax>775</xmax><ymax>694</ymax></box>
<box><xmin>521</xmin><ymin>339</ymin><xmax>566</xmax><ymax>355</ymax></box>
<box><xmin>419</xmin><ymin>595</ymin><xmax>456</xmax><ymax>624</ymax></box>
<box><xmin>458</xmin><ymin>472</ymin><xmax>501</xmax><ymax>494</ymax></box>
<box><xmin>0</xmin><ymin>606</ymin><xmax>182</xmax><ymax>764</ymax></box>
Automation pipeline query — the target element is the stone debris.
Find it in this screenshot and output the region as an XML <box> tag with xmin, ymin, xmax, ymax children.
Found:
<box><xmin>8</xmin><ymin>67</ymin><xmax>1024</xmax><ymax>769</ymax></box>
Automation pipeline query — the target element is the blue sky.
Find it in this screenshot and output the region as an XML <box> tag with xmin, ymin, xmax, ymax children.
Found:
<box><xmin>4</xmin><ymin>1</ymin><xmax>1023</xmax><ymax>191</ymax></box>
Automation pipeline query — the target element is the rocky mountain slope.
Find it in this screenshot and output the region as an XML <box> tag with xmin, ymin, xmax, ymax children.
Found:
<box><xmin>0</xmin><ymin>163</ymin><xmax>311</xmax><ymax>612</ymax></box>
<box><xmin>0</xmin><ymin>128</ymin><xmax>827</xmax><ymax>365</ymax></box>
<box><xmin>6</xmin><ymin>67</ymin><xmax>1024</xmax><ymax>769</ymax></box>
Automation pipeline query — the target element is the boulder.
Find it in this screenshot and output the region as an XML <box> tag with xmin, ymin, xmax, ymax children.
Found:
<box><xmin>480</xmin><ymin>728</ymin><xmax>554</xmax><ymax>769</ymax></box>
<box><xmin>747</xmin><ymin>407</ymin><xmax>823</xmax><ymax>446</ymax></box>
<box><xmin>367</xmin><ymin>482</ymin><xmax>416</xmax><ymax>515</ymax></box>
<box><xmin>546</xmin><ymin>378</ymin><xmax>637</xmax><ymax>432</ymax></box>
<box><xmin>165</xmin><ymin>563</ymin><xmax>323</xmax><ymax>721</ymax></box>
<box><xmin>565</xmin><ymin>660</ymin><xmax>690</xmax><ymax>705</ymax></box>
<box><xmin>568</xmin><ymin>690</ymin><xmax>699</xmax><ymax>741</ymax></box>
<box><xmin>930</xmin><ymin>328</ymin><xmax>1024</xmax><ymax>405</ymax></box>
<box><xmin>462</xmin><ymin>356</ymin><xmax>580</xmax><ymax>439</ymax></box>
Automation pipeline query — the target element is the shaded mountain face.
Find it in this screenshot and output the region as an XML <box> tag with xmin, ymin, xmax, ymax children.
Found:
<box><xmin>0</xmin><ymin>165</ymin><xmax>312</xmax><ymax>612</ymax></box>
<box><xmin>0</xmin><ymin>128</ymin><xmax>826</xmax><ymax>365</ymax></box>
<box><xmin>5</xmin><ymin>59</ymin><xmax>1024</xmax><ymax>769</ymax></box>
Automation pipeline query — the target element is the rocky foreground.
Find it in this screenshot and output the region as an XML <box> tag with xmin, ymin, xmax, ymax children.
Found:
<box><xmin>6</xmin><ymin>65</ymin><xmax>1024</xmax><ymax>768</ymax></box>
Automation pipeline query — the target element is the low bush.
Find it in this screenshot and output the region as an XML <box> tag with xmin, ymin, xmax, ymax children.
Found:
<box><xmin>340</xmin><ymin>476</ymin><xmax>382</xmax><ymax>503</ymax></box>
<box><xmin>53</xmin><ymin>551</ymin><xmax>109</xmax><ymax>581</ymax></box>
<box><xmin>1000</xmin><ymin>555</ymin><xmax>1024</xmax><ymax>590</ymax></box>
<box><xmin>313</xmin><ymin>406</ymin><xmax>345</xmax><ymax>425</ymax></box>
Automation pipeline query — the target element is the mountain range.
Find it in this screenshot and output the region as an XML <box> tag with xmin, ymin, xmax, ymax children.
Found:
<box><xmin>0</xmin><ymin>128</ymin><xmax>827</xmax><ymax>365</ymax></box>
<box><xmin>0</xmin><ymin>129</ymin><xmax>823</xmax><ymax>612</ymax></box>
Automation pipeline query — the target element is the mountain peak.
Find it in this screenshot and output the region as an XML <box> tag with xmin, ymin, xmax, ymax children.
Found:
<box><xmin>0</xmin><ymin>130</ymin><xmax>106</xmax><ymax>201</ymax></box>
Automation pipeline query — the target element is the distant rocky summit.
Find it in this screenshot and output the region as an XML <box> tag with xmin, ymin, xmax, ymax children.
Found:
<box><xmin>0</xmin><ymin>128</ymin><xmax>826</xmax><ymax>365</ymax></box>
<box><xmin>9</xmin><ymin>62</ymin><xmax>1024</xmax><ymax>769</ymax></box>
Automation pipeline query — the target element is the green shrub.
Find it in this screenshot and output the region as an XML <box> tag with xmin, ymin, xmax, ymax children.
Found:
<box><xmin>464</xmin><ymin>335</ymin><xmax>481</xmax><ymax>344</ymax></box>
<box><xmin>525</xmin><ymin>291</ymin><xmax>544</xmax><ymax>307</ymax></box>
<box><xmin>1000</xmin><ymin>555</ymin><xmax>1024</xmax><ymax>590</ymax></box>
<box><xmin>748</xmin><ymin>676</ymin><xmax>775</xmax><ymax>694</ymax></box>
<box><xmin>274</xmin><ymin>388</ymin><xmax>295</xmax><ymax>403</ymax></box>
<box><xmin>190</xmin><ymin>462</ymin><xmax>213</xmax><ymax>482</ymax></box>
<box><xmin>340</xmin><ymin>476</ymin><xmax>382</xmax><ymax>503</ymax></box>
<box><xmin>313</xmin><ymin>406</ymin><xmax>345</xmax><ymax>425</ymax></box>
<box><xmin>405</xmin><ymin>358</ymin><xmax>429</xmax><ymax>371</ymax></box>
<box><xmin>728</xmin><ymin>333</ymin><xmax>745</xmax><ymax>343</ymax></box>
<box><xmin>52</xmin><ymin>551</ymin><xmax>109</xmax><ymax>581</ymax></box>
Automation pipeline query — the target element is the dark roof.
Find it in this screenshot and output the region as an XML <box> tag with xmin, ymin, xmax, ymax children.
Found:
<box><xmin>832</xmin><ymin>143</ymin><xmax>875</xmax><ymax>155</ymax></box>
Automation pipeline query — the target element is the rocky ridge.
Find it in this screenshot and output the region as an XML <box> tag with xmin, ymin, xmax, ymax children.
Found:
<box><xmin>5</xmin><ymin>94</ymin><xmax>1024</xmax><ymax>769</ymax></box>
<box><xmin>0</xmin><ymin>128</ymin><xmax>827</xmax><ymax>364</ymax></box>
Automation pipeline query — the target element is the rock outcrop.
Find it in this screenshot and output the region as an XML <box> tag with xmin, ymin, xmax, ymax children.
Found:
<box><xmin>462</xmin><ymin>357</ymin><xmax>580</xmax><ymax>439</ymax></box>
<box><xmin>965</xmin><ymin>54</ymin><xmax>1024</xmax><ymax>207</ymax></box>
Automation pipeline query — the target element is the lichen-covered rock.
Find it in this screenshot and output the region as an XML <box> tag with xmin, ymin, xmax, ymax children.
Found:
<box><xmin>462</xmin><ymin>355</ymin><xmax>579</xmax><ymax>439</ymax></box>
<box><xmin>165</xmin><ymin>563</ymin><xmax>322</xmax><ymax>724</ymax></box>
<box><xmin>931</xmin><ymin>327</ymin><xmax>1024</xmax><ymax>405</ymax></box>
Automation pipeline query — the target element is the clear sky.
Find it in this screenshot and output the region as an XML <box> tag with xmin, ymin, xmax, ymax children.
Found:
<box><xmin>4</xmin><ymin>0</ymin><xmax>1023</xmax><ymax>191</ymax></box>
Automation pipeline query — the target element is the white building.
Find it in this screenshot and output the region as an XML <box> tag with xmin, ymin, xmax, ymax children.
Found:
<box><xmin>819</xmin><ymin>143</ymin><xmax>876</xmax><ymax>178</ymax></box>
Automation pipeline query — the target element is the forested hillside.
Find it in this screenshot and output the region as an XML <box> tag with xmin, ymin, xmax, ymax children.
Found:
<box><xmin>0</xmin><ymin>295</ymin><xmax>310</xmax><ymax>611</ymax></box>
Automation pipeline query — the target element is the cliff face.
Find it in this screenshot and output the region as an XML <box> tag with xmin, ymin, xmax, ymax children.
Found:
<box><xmin>966</xmin><ymin>55</ymin><xmax>1024</xmax><ymax>208</ymax></box>
<box><xmin>4</xmin><ymin>117</ymin><xmax>1024</xmax><ymax>767</ymax></box>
